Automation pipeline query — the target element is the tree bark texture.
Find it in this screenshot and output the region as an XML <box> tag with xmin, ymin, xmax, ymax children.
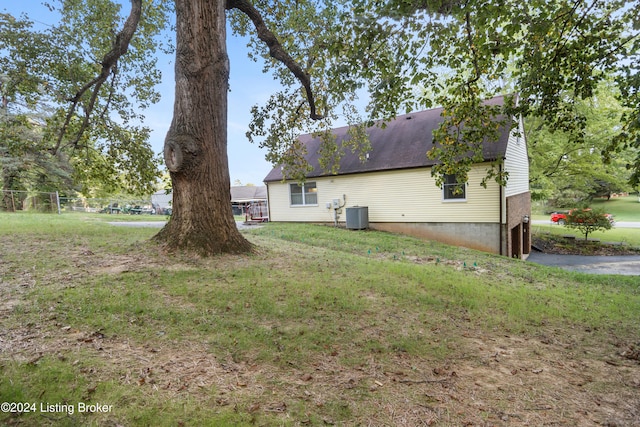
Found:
<box><xmin>154</xmin><ymin>0</ymin><xmax>253</xmax><ymax>255</ymax></box>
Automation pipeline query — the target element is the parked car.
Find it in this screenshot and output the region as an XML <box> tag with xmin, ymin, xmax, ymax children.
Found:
<box><xmin>99</xmin><ymin>203</ymin><xmax>121</xmax><ymax>214</ymax></box>
<box><xmin>129</xmin><ymin>205</ymin><xmax>156</xmax><ymax>215</ymax></box>
<box><xmin>550</xmin><ymin>209</ymin><xmax>614</xmax><ymax>225</ymax></box>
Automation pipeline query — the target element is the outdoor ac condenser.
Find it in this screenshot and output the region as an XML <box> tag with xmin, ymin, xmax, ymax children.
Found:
<box><xmin>345</xmin><ymin>206</ymin><xmax>369</xmax><ymax>230</ymax></box>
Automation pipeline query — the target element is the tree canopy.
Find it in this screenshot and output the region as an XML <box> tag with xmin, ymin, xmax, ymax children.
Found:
<box><xmin>0</xmin><ymin>1</ymin><xmax>170</xmax><ymax>195</ymax></box>
<box><xmin>528</xmin><ymin>80</ymin><xmax>636</xmax><ymax>204</ymax></box>
<box><xmin>3</xmin><ymin>0</ymin><xmax>639</xmax><ymax>193</ymax></box>
<box><xmin>239</xmin><ymin>0</ymin><xmax>640</xmax><ymax>188</ymax></box>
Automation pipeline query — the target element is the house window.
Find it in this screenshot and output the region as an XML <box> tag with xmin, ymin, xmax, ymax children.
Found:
<box><xmin>290</xmin><ymin>182</ymin><xmax>318</xmax><ymax>206</ymax></box>
<box><xmin>442</xmin><ymin>174</ymin><xmax>466</xmax><ymax>201</ymax></box>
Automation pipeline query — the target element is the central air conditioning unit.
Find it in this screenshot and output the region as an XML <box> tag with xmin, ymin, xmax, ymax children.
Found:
<box><xmin>345</xmin><ymin>206</ymin><xmax>369</xmax><ymax>230</ymax></box>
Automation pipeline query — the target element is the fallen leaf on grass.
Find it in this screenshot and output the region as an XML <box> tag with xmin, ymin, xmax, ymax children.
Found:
<box><xmin>620</xmin><ymin>343</ymin><xmax>640</xmax><ymax>361</ymax></box>
<box><xmin>433</xmin><ymin>367</ymin><xmax>447</xmax><ymax>375</ymax></box>
<box><xmin>27</xmin><ymin>354</ymin><xmax>43</xmax><ymax>365</ymax></box>
<box><xmin>266</xmin><ymin>402</ymin><xmax>287</xmax><ymax>412</ymax></box>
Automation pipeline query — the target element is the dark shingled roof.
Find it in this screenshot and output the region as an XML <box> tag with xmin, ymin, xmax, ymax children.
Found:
<box><xmin>264</xmin><ymin>95</ymin><xmax>512</xmax><ymax>182</ymax></box>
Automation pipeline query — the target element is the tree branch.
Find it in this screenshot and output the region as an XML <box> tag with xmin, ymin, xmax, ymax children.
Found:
<box><xmin>463</xmin><ymin>11</ymin><xmax>481</xmax><ymax>88</ymax></box>
<box><xmin>54</xmin><ymin>0</ymin><xmax>142</xmax><ymax>153</ymax></box>
<box><xmin>545</xmin><ymin>146</ymin><xmax>582</xmax><ymax>177</ymax></box>
<box><xmin>226</xmin><ymin>0</ymin><xmax>323</xmax><ymax>120</ymax></box>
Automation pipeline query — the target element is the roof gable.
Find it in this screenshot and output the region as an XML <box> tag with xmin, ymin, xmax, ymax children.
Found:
<box><xmin>264</xmin><ymin>95</ymin><xmax>512</xmax><ymax>182</ymax></box>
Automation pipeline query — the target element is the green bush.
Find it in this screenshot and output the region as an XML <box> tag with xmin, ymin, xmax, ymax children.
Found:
<box><xmin>565</xmin><ymin>208</ymin><xmax>613</xmax><ymax>240</ymax></box>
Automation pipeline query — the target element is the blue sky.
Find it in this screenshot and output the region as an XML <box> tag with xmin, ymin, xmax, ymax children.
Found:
<box><xmin>2</xmin><ymin>2</ymin><xmax>285</xmax><ymax>186</ymax></box>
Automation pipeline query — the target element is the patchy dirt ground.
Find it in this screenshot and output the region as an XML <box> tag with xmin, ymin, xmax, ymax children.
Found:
<box><xmin>3</xmin><ymin>311</ymin><xmax>639</xmax><ymax>426</ymax></box>
<box><xmin>1</xmin><ymin>239</ymin><xmax>639</xmax><ymax>426</ymax></box>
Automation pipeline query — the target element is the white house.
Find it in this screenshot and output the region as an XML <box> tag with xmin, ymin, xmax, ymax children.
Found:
<box><xmin>263</xmin><ymin>96</ymin><xmax>531</xmax><ymax>258</ymax></box>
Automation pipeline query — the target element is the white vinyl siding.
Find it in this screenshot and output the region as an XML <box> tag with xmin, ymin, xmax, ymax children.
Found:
<box><xmin>504</xmin><ymin>116</ymin><xmax>530</xmax><ymax>197</ymax></box>
<box><xmin>267</xmin><ymin>164</ymin><xmax>501</xmax><ymax>223</ymax></box>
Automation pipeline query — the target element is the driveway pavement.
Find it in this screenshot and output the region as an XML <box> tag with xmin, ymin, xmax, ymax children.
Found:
<box><xmin>527</xmin><ymin>252</ymin><xmax>640</xmax><ymax>275</ymax></box>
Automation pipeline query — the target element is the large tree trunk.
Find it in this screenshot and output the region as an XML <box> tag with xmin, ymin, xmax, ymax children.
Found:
<box><xmin>153</xmin><ymin>0</ymin><xmax>253</xmax><ymax>255</ymax></box>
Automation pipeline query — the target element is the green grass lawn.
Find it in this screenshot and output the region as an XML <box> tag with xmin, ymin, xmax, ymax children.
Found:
<box><xmin>63</xmin><ymin>211</ymin><xmax>169</xmax><ymax>222</ymax></box>
<box><xmin>590</xmin><ymin>195</ymin><xmax>640</xmax><ymax>221</ymax></box>
<box><xmin>1</xmin><ymin>214</ymin><xmax>639</xmax><ymax>426</ymax></box>
<box><xmin>59</xmin><ymin>211</ymin><xmax>243</xmax><ymax>222</ymax></box>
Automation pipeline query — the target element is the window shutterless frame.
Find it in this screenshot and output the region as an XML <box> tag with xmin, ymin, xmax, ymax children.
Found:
<box><xmin>290</xmin><ymin>182</ymin><xmax>318</xmax><ymax>206</ymax></box>
<box><xmin>442</xmin><ymin>174</ymin><xmax>466</xmax><ymax>201</ymax></box>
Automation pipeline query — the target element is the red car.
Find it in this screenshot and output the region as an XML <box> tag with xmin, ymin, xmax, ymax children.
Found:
<box><xmin>550</xmin><ymin>209</ymin><xmax>614</xmax><ymax>225</ymax></box>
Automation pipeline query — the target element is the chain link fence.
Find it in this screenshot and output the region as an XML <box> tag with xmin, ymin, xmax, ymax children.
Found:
<box><xmin>1</xmin><ymin>190</ymin><xmax>161</xmax><ymax>215</ymax></box>
<box><xmin>1</xmin><ymin>190</ymin><xmax>60</xmax><ymax>213</ymax></box>
<box><xmin>60</xmin><ymin>197</ymin><xmax>158</xmax><ymax>214</ymax></box>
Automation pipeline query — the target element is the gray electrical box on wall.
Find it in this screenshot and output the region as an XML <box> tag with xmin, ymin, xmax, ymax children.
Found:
<box><xmin>345</xmin><ymin>206</ymin><xmax>369</xmax><ymax>230</ymax></box>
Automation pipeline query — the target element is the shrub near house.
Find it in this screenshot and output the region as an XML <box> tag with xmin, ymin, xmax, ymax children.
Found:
<box><xmin>565</xmin><ymin>208</ymin><xmax>613</xmax><ymax>241</ymax></box>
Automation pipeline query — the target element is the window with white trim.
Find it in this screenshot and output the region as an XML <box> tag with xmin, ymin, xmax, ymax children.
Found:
<box><xmin>290</xmin><ymin>182</ymin><xmax>318</xmax><ymax>206</ymax></box>
<box><xmin>442</xmin><ymin>174</ymin><xmax>466</xmax><ymax>201</ymax></box>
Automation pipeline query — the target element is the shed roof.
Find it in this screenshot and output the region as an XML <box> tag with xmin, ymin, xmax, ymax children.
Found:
<box><xmin>264</xmin><ymin>95</ymin><xmax>512</xmax><ymax>182</ymax></box>
<box><xmin>230</xmin><ymin>186</ymin><xmax>267</xmax><ymax>202</ymax></box>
